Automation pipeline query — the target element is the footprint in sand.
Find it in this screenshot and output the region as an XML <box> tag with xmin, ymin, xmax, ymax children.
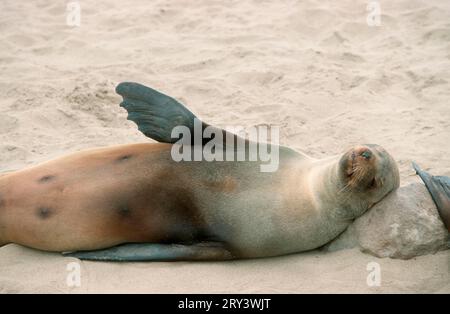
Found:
<box><xmin>422</xmin><ymin>28</ymin><xmax>450</xmax><ymax>44</ymax></box>
<box><xmin>31</xmin><ymin>46</ymin><xmax>54</xmax><ymax>56</ymax></box>
<box><xmin>340</xmin><ymin>52</ymin><xmax>366</xmax><ymax>63</ymax></box>
<box><xmin>320</xmin><ymin>32</ymin><xmax>348</xmax><ymax>47</ymax></box>
<box><xmin>66</xmin><ymin>81</ymin><xmax>122</xmax><ymax>125</ymax></box>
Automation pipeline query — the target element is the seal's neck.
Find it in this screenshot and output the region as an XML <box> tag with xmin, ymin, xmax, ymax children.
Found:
<box><xmin>310</xmin><ymin>157</ymin><xmax>370</xmax><ymax>222</ymax></box>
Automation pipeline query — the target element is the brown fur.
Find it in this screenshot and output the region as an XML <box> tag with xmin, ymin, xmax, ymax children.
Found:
<box><xmin>0</xmin><ymin>143</ymin><xmax>207</xmax><ymax>252</ymax></box>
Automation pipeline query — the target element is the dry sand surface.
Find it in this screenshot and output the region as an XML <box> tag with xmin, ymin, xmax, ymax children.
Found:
<box><xmin>0</xmin><ymin>0</ymin><xmax>449</xmax><ymax>293</ymax></box>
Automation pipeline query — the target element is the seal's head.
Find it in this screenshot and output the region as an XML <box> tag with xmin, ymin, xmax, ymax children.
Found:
<box><xmin>338</xmin><ymin>144</ymin><xmax>400</xmax><ymax>216</ymax></box>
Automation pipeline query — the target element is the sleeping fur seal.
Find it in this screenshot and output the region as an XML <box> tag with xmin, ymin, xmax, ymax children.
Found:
<box><xmin>0</xmin><ymin>82</ymin><xmax>422</xmax><ymax>261</ymax></box>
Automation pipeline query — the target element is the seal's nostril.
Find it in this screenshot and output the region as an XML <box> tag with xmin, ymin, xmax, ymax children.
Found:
<box><xmin>361</xmin><ymin>150</ymin><xmax>372</xmax><ymax>160</ymax></box>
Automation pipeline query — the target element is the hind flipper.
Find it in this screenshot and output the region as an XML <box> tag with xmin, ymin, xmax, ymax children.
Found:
<box><xmin>116</xmin><ymin>82</ymin><xmax>198</xmax><ymax>143</ymax></box>
<box><xmin>413</xmin><ymin>162</ymin><xmax>450</xmax><ymax>232</ymax></box>
<box><xmin>63</xmin><ymin>242</ymin><xmax>234</xmax><ymax>262</ymax></box>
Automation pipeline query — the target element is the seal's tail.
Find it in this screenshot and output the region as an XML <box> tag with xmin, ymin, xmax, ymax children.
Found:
<box><xmin>413</xmin><ymin>162</ymin><xmax>450</xmax><ymax>232</ymax></box>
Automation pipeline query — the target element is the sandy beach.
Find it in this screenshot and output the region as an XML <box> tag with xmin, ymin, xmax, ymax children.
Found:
<box><xmin>0</xmin><ymin>0</ymin><xmax>449</xmax><ymax>293</ymax></box>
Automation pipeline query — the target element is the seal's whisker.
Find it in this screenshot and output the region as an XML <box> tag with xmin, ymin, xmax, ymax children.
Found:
<box><xmin>338</xmin><ymin>182</ymin><xmax>351</xmax><ymax>195</ymax></box>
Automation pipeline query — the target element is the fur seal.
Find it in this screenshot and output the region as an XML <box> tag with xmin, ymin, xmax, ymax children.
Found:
<box><xmin>413</xmin><ymin>162</ymin><xmax>450</xmax><ymax>232</ymax></box>
<box><xmin>0</xmin><ymin>83</ymin><xmax>406</xmax><ymax>261</ymax></box>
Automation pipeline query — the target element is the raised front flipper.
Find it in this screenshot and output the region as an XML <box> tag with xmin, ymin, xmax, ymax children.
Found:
<box><xmin>116</xmin><ymin>82</ymin><xmax>198</xmax><ymax>143</ymax></box>
<box><xmin>116</xmin><ymin>82</ymin><xmax>246</xmax><ymax>147</ymax></box>
<box><xmin>413</xmin><ymin>162</ymin><xmax>450</xmax><ymax>232</ymax></box>
<box><xmin>63</xmin><ymin>242</ymin><xmax>234</xmax><ymax>262</ymax></box>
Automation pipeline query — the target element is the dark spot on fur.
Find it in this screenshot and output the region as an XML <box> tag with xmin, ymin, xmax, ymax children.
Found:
<box><xmin>37</xmin><ymin>207</ymin><xmax>53</xmax><ymax>219</ymax></box>
<box><xmin>38</xmin><ymin>175</ymin><xmax>56</xmax><ymax>183</ymax></box>
<box><xmin>118</xmin><ymin>205</ymin><xmax>132</xmax><ymax>217</ymax></box>
<box><xmin>116</xmin><ymin>154</ymin><xmax>133</xmax><ymax>163</ymax></box>
<box><xmin>0</xmin><ymin>194</ymin><xmax>4</xmax><ymax>208</ymax></box>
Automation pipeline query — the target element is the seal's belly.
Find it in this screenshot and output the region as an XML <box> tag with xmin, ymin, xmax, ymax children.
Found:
<box><xmin>192</xmin><ymin>160</ymin><xmax>349</xmax><ymax>258</ymax></box>
<box><xmin>210</xmin><ymin>200</ymin><xmax>337</xmax><ymax>257</ymax></box>
<box><xmin>0</xmin><ymin>143</ymin><xmax>198</xmax><ymax>252</ymax></box>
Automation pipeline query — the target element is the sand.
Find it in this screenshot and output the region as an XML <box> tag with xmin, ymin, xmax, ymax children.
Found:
<box><xmin>0</xmin><ymin>0</ymin><xmax>449</xmax><ymax>293</ymax></box>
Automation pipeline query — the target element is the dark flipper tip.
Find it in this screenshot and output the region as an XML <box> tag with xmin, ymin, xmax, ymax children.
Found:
<box><xmin>412</xmin><ymin>161</ymin><xmax>421</xmax><ymax>173</ymax></box>
<box><xmin>413</xmin><ymin>162</ymin><xmax>450</xmax><ymax>232</ymax></box>
<box><xmin>115</xmin><ymin>81</ymin><xmax>129</xmax><ymax>95</ymax></box>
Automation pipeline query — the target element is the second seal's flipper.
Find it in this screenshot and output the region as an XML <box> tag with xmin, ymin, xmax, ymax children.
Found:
<box><xmin>413</xmin><ymin>162</ymin><xmax>450</xmax><ymax>232</ymax></box>
<box><xmin>63</xmin><ymin>242</ymin><xmax>234</xmax><ymax>262</ymax></box>
<box><xmin>116</xmin><ymin>82</ymin><xmax>198</xmax><ymax>143</ymax></box>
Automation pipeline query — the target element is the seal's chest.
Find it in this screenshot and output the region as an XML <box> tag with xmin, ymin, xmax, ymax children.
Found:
<box><xmin>224</xmin><ymin>206</ymin><xmax>347</xmax><ymax>257</ymax></box>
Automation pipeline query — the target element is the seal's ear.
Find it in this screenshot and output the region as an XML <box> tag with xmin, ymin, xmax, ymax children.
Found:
<box><xmin>413</xmin><ymin>162</ymin><xmax>450</xmax><ymax>232</ymax></box>
<box><xmin>116</xmin><ymin>82</ymin><xmax>198</xmax><ymax>143</ymax></box>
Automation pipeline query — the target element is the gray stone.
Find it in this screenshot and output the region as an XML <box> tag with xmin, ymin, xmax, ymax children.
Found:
<box><xmin>325</xmin><ymin>182</ymin><xmax>449</xmax><ymax>259</ymax></box>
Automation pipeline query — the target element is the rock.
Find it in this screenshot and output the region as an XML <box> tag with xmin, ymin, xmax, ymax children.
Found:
<box><xmin>325</xmin><ymin>182</ymin><xmax>449</xmax><ymax>259</ymax></box>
